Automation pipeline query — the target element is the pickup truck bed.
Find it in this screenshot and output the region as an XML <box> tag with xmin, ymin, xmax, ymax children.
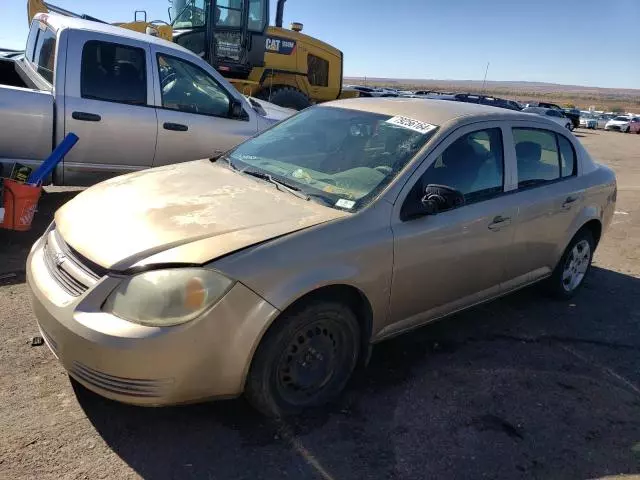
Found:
<box><xmin>0</xmin><ymin>57</ymin><xmax>30</xmax><ymax>89</ymax></box>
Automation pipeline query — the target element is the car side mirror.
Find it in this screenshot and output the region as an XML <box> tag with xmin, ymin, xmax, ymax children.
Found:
<box><xmin>420</xmin><ymin>184</ymin><xmax>465</xmax><ymax>214</ymax></box>
<box><xmin>230</xmin><ymin>99</ymin><xmax>246</xmax><ymax>119</ymax></box>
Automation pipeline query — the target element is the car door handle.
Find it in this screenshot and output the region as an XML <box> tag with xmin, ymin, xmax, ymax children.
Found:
<box><xmin>488</xmin><ymin>215</ymin><xmax>512</xmax><ymax>231</ymax></box>
<box><xmin>163</xmin><ymin>122</ymin><xmax>188</xmax><ymax>132</ymax></box>
<box><xmin>562</xmin><ymin>196</ymin><xmax>578</xmax><ymax>209</ymax></box>
<box><xmin>72</xmin><ymin>111</ymin><xmax>101</xmax><ymax>122</ymax></box>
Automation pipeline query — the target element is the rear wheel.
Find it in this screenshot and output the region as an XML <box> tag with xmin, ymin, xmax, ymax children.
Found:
<box><xmin>546</xmin><ymin>229</ymin><xmax>595</xmax><ymax>299</ymax></box>
<box><xmin>259</xmin><ymin>86</ymin><xmax>312</xmax><ymax>110</ymax></box>
<box><xmin>245</xmin><ymin>300</ymin><xmax>360</xmax><ymax>416</ymax></box>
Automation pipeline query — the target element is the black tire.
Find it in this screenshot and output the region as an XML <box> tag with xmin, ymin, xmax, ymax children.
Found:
<box><xmin>260</xmin><ymin>86</ymin><xmax>312</xmax><ymax>110</ymax></box>
<box><xmin>546</xmin><ymin>229</ymin><xmax>595</xmax><ymax>300</ymax></box>
<box><xmin>245</xmin><ymin>300</ymin><xmax>360</xmax><ymax>417</ymax></box>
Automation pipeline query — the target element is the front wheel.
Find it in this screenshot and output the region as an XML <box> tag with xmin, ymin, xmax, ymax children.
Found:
<box><xmin>259</xmin><ymin>86</ymin><xmax>312</xmax><ymax>110</ymax></box>
<box><xmin>245</xmin><ymin>300</ymin><xmax>360</xmax><ymax>416</ymax></box>
<box><xmin>546</xmin><ymin>229</ymin><xmax>595</xmax><ymax>299</ymax></box>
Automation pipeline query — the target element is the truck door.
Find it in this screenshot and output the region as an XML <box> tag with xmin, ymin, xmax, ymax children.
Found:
<box><xmin>62</xmin><ymin>30</ymin><xmax>157</xmax><ymax>186</ymax></box>
<box><xmin>150</xmin><ymin>45</ymin><xmax>258</xmax><ymax>167</ymax></box>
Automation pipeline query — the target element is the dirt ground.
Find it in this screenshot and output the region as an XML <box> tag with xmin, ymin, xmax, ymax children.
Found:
<box><xmin>1</xmin><ymin>129</ymin><xmax>640</xmax><ymax>480</ymax></box>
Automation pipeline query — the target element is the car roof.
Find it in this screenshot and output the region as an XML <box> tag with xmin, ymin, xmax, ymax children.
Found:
<box><xmin>34</xmin><ymin>12</ymin><xmax>192</xmax><ymax>54</ymax></box>
<box><xmin>324</xmin><ymin>97</ymin><xmax>533</xmax><ymax>126</ymax></box>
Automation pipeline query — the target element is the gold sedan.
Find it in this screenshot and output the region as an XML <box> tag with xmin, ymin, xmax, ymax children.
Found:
<box><xmin>27</xmin><ymin>98</ymin><xmax>616</xmax><ymax>415</ymax></box>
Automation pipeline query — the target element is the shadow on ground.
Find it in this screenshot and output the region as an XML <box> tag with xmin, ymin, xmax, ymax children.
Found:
<box><xmin>75</xmin><ymin>267</ymin><xmax>640</xmax><ymax>479</ymax></box>
<box><xmin>0</xmin><ymin>189</ymin><xmax>80</xmax><ymax>280</ymax></box>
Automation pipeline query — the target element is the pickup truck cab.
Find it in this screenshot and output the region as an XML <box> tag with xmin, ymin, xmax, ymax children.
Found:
<box><xmin>0</xmin><ymin>13</ymin><xmax>289</xmax><ymax>185</ymax></box>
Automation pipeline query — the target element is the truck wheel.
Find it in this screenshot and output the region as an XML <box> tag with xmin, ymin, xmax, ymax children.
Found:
<box><xmin>262</xmin><ymin>87</ymin><xmax>312</xmax><ymax>110</ymax></box>
<box><xmin>245</xmin><ymin>300</ymin><xmax>360</xmax><ymax>416</ymax></box>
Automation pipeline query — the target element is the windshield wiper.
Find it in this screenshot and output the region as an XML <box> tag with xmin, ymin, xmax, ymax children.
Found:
<box><xmin>242</xmin><ymin>169</ymin><xmax>310</xmax><ymax>201</ymax></box>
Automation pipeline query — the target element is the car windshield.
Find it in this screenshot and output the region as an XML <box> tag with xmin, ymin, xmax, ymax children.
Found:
<box><xmin>523</xmin><ymin>107</ymin><xmax>544</xmax><ymax>114</ymax></box>
<box><xmin>225</xmin><ymin>106</ymin><xmax>438</xmax><ymax>210</ymax></box>
<box><xmin>613</xmin><ymin>116</ymin><xmax>629</xmax><ymax>121</ymax></box>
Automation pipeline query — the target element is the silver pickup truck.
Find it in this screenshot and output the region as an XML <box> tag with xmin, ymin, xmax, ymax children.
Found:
<box><xmin>0</xmin><ymin>13</ymin><xmax>293</xmax><ymax>186</ymax></box>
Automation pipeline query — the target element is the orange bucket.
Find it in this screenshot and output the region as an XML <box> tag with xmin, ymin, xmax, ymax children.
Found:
<box><xmin>0</xmin><ymin>178</ymin><xmax>42</xmax><ymax>231</ymax></box>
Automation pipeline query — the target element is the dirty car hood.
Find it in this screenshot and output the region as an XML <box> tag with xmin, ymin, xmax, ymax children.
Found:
<box><xmin>55</xmin><ymin>160</ymin><xmax>347</xmax><ymax>270</ymax></box>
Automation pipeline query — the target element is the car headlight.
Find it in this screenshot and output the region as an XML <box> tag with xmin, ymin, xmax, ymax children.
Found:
<box><xmin>103</xmin><ymin>268</ymin><xmax>234</xmax><ymax>326</ymax></box>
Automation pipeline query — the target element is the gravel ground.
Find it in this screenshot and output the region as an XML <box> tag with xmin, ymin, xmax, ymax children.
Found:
<box><xmin>1</xmin><ymin>129</ymin><xmax>639</xmax><ymax>480</ymax></box>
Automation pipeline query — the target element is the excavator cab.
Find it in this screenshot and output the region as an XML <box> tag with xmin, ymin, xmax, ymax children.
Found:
<box><xmin>171</xmin><ymin>0</ymin><xmax>268</xmax><ymax>79</ymax></box>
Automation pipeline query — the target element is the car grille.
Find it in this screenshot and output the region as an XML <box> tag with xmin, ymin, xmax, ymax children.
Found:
<box><xmin>43</xmin><ymin>228</ymin><xmax>104</xmax><ymax>296</ymax></box>
<box><xmin>70</xmin><ymin>361</ymin><xmax>173</xmax><ymax>398</ymax></box>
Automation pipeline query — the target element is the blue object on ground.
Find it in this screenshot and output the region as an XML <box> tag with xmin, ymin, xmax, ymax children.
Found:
<box><xmin>27</xmin><ymin>133</ymin><xmax>79</xmax><ymax>185</ymax></box>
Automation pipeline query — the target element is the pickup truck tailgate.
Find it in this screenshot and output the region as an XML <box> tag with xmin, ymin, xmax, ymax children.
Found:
<box><xmin>0</xmin><ymin>85</ymin><xmax>53</xmax><ymax>163</ymax></box>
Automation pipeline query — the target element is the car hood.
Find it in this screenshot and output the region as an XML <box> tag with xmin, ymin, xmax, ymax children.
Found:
<box><xmin>55</xmin><ymin>160</ymin><xmax>347</xmax><ymax>271</ymax></box>
<box><xmin>244</xmin><ymin>96</ymin><xmax>296</xmax><ymax>123</ymax></box>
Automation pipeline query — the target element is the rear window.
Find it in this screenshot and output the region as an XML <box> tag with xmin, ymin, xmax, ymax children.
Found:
<box><xmin>25</xmin><ymin>21</ymin><xmax>40</xmax><ymax>62</ymax></box>
<box><xmin>32</xmin><ymin>25</ymin><xmax>57</xmax><ymax>84</ymax></box>
<box><xmin>81</xmin><ymin>41</ymin><xmax>147</xmax><ymax>105</ymax></box>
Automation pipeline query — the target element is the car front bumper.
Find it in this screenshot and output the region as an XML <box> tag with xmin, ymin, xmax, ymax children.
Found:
<box><xmin>27</xmin><ymin>235</ymin><xmax>279</xmax><ymax>406</ymax></box>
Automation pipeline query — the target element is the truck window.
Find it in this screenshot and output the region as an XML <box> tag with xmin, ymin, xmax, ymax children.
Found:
<box><xmin>157</xmin><ymin>54</ymin><xmax>230</xmax><ymax>117</ymax></box>
<box><xmin>32</xmin><ymin>26</ymin><xmax>56</xmax><ymax>84</ymax></box>
<box><xmin>25</xmin><ymin>21</ymin><xmax>40</xmax><ymax>62</ymax></box>
<box><xmin>81</xmin><ymin>41</ymin><xmax>147</xmax><ymax>106</ymax></box>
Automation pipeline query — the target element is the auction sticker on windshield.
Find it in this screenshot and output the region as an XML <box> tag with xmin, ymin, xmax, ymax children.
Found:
<box><xmin>385</xmin><ymin>116</ymin><xmax>437</xmax><ymax>134</ymax></box>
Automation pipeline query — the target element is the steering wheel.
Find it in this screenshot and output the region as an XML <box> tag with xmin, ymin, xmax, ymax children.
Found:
<box><xmin>374</xmin><ymin>165</ymin><xmax>392</xmax><ymax>175</ymax></box>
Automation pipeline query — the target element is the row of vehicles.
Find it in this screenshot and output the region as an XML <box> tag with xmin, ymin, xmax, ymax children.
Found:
<box><xmin>347</xmin><ymin>85</ymin><xmax>640</xmax><ymax>135</ymax></box>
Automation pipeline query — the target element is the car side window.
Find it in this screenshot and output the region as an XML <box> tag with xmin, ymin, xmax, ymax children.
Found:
<box><xmin>416</xmin><ymin>127</ymin><xmax>504</xmax><ymax>206</ymax></box>
<box><xmin>558</xmin><ymin>134</ymin><xmax>576</xmax><ymax>177</ymax></box>
<box><xmin>513</xmin><ymin>128</ymin><xmax>563</xmax><ymax>187</ymax></box>
<box><xmin>81</xmin><ymin>41</ymin><xmax>147</xmax><ymax>105</ymax></box>
<box><xmin>157</xmin><ymin>54</ymin><xmax>230</xmax><ymax>117</ymax></box>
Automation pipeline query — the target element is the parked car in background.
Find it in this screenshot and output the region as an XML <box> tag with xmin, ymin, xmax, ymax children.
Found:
<box><xmin>563</xmin><ymin>109</ymin><xmax>582</xmax><ymax>129</ymax></box>
<box><xmin>524</xmin><ymin>102</ymin><xmax>580</xmax><ymax>129</ymax></box>
<box><xmin>0</xmin><ymin>14</ymin><xmax>292</xmax><ymax>185</ymax></box>
<box><xmin>579</xmin><ymin>114</ymin><xmax>597</xmax><ymax>129</ymax></box>
<box><xmin>450</xmin><ymin>93</ymin><xmax>522</xmax><ymax>111</ymax></box>
<box><xmin>28</xmin><ymin>98</ymin><xmax>615</xmax><ymax>415</ymax></box>
<box><xmin>345</xmin><ymin>85</ymin><xmax>384</xmax><ymax>97</ymax></box>
<box><xmin>523</xmin><ymin>107</ymin><xmax>573</xmax><ymax>130</ymax></box>
<box><xmin>595</xmin><ymin>114</ymin><xmax>614</xmax><ymax>129</ymax></box>
<box><xmin>605</xmin><ymin>116</ymin><xmax>633</xmax><ymax>132</ymax></box>
<box><xmin>629</xmin><ymin>117</ymin><xmax>640</xmax><ymax>134</ymax></box>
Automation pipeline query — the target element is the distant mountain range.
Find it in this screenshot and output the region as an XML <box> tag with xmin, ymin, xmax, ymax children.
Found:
<box><xmin>344</xmin><ymin>77</ymin><xmax>639</xmax><ymax>95</ymax></box>
<box><xmin>343</xmin><ymin>77</ymin><xmax>640</xmax><ymax>111</ymax></box>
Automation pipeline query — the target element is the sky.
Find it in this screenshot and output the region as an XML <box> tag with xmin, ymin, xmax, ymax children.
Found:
<box><xmin>3</xmin><ymin>0</ymin><xmax>639</xmax><ymax>89</ymax></box>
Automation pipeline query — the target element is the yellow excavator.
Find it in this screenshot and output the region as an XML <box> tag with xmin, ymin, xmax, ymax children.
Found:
<box><xmin>28</xmin><ymin>0</ymin><xmax>352</xmax><ymax>109</ymax></box>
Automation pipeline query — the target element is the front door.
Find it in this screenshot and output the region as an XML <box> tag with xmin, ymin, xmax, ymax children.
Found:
<box><xmin>386</xmin><ymin>124</ymin><xmax>516</xmax><ymax>335</ymax></box>
<box><xmin>152</xmin><ymin>50</ymin><xmax>256</xmax><ymax>166</ymax></box>
<box><xmin>63</xmin><ymin>31</ymin><xmax>157</xmax><ymax>185</ymax></box>
<box><xmin>503</xmin><ymin>126</ymin><xmax>584</xmax><ymax>285</ymax></box>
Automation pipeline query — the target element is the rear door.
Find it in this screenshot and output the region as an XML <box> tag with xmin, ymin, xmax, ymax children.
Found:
<box><xmin>150</xmin><ymin>45</ymin><xmax>258</xmax><ymax>167</ymax></box>
<box><xmin>502</xmin><ymin>124</ymin><xmax>583</xmax><ymax>287</ymax></box>
<box><xmin>63</xmin><ymin>31</ymin><xmax>157</xmax><ymax>185</ymax></box>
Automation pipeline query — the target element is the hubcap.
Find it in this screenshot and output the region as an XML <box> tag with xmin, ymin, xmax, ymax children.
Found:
<box><xmin>562</xmin><ymin>240</ymin><xmax>591</xmax><ymax>292</ymax></box>
<box><xmin>276</xmin><ymin>321</ymin><xmax>341</xmax><ymax>404</ymax></box>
